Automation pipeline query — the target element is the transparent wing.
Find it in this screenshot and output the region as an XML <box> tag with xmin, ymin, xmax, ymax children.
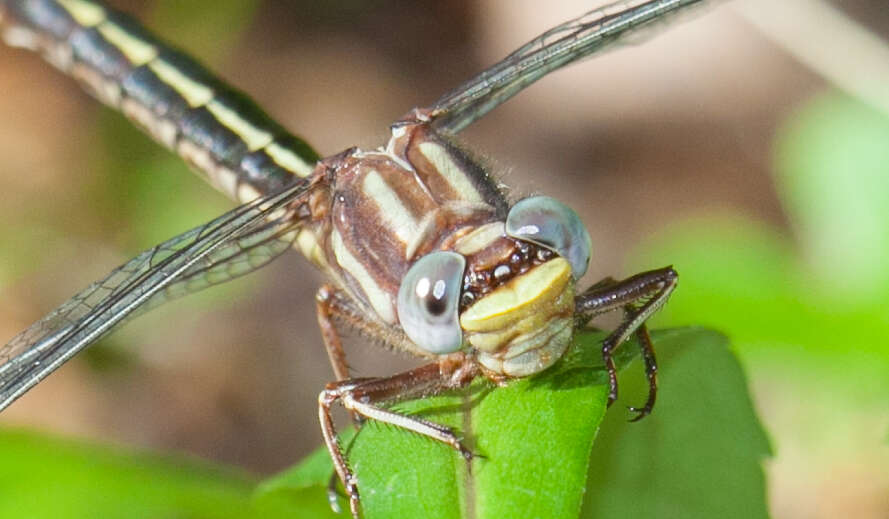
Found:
<box><xmin>0</xmin><ymin>178</ymin><xmax>312</xmax><ymax>411</ymax></box>
<box><xmin>134</xmin><ymin>213</ymin><xmax>300</xmax><ymax>315</ymax></box>
<box><xmin>429</xmin><ymin>0</ymin><xmax>706</xmax><ymax>135</ymax></box>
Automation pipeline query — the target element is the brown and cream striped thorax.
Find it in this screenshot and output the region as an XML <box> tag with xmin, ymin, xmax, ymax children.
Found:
<box><xmin>301</xmin><ymin>113</ymin><xmax>587</xmax><ymax>378</ymax></box>
<box><xmin>305</xmin><ymin>116</ymin><xmax>546</xmax><ymax>325</ymax></box>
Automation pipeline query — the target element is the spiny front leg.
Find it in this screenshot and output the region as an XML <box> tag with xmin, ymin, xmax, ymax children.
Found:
<box><xmin>575</xmin><ymin>267</ymin><xmax>677</xmax><ymax>418</ymax></box>
<box><xmin>315</xmin><ymin>285</ymin><xmax>355</xmax><ymax>388</ymax></box>
<box><xmin>316</xmin><ymin>283</ymin><xmax>454</xmax><ymax>510</ymax></box>
<box><xmin>318</xmin><ymin>358</ymin><xmax>478</xmax><ymax>518</ymax></box>
<box><xmin>319</xmin><ymin>380</ymin><xmax>365</xmax><ymax>518</ymax></box>
<box><xmin>317</xmin><ymin>285</ymin><xmax>367</xmax><ymax>510</ymax></box>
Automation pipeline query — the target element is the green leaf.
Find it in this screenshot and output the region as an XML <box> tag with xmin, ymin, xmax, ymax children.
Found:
<box><xmin>582</xmin><ymin>328</ymin><xmax>771</xmax><ymax>518</ymax></box>
<box><xmin>261</xmin><ymin>328</ymin><xmax>761</xmax><ymax>519</ymax></box>
<box><xmin>256</xmin><ymin>432</ymin><xmax>353</xmax><ymax>518</ymax></box>
<box><xmin>259</xmin><ymin>328</ymin><xmax>623</xmax><ymax>518</ymax></box>
<box><xmin>0</xmin><ymin>429</ymin><xmax>292</xmax><ymax>519</ymax></box>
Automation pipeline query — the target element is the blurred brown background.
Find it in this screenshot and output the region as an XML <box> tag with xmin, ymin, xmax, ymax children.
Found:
<box><xmin>1</xmin><ymin>1</ymin><xmax>887</xmax><ymax>518</ymax></box>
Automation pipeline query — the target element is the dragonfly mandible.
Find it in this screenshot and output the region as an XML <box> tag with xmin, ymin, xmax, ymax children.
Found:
<box><xmin>0</xmin><ymin>0</ymin><xmax>700</xmax><ymax>515</ymax></box>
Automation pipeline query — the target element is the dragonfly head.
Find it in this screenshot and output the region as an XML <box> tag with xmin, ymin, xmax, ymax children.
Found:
<box><xmin>397</xmin><ymin>196</ymin><xmax>592</xmax><ymax>377</ymax></box>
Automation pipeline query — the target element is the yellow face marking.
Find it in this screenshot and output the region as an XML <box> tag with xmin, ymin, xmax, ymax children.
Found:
<box><xmin>460</xmin><ymin>257</ymin><xmax>572</xmax><ymax>335</ymax></box>
<box><xmin>332</xmin><ymin>230</ymin><xmax>395</xmax><ymax>323</ymax></box>
<box><xmin>98</xmin><ymin>22</ymin><xmax>158</xmax><ymax>65</ymax></box>
<box><xmin>362</xmin><ymin>170</ymin><xmax>420</xmax><ymax>245</ymax></box>
<box><xmin>149</xmin><ymin>59</ymin><xmax>213</xmax><ymax>107</ymax></box>
<box><xmin>206</xmin><ymin>100</ymin><xmax>273</xmax><ymax>151</ymax></box>
<box><xmin>58</xmin><ymin>0</ymin><xmax>105</xmax><ymax>27</ymax></box>
<box><xmin>454</xmin><ymin>222</ymin><xmax>505</xmax><ymax>256</ymax></box>
<box><xmin>477</xmin><ymin>321</ymin><xmax>573</xmax><ymax>377</ymax></box>
<box><xmin>265</xmin><ymin>142</ymin><xmax>315</xmax><ymax>177</ymax></box>
<box><xmin>417</xmin><ymin>141</ymin><xmax>484</xmax><ymax>203</ymax></box>
<box><xmin>462</xmin><ymin>257</ymin><xmax>575</xmax><ymax>376</ymax></box>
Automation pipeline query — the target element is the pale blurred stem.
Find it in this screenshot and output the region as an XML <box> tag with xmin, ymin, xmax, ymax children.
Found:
<box><xmin>736</xmin><ymin>0</ymin><xmax>889</xmax><ymax>117</ymax></box>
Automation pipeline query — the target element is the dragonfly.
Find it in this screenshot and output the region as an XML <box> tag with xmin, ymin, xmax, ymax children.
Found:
<box><xmin>0</xmin><ymin>0</ymin><xmax>698</xmax><ymax>516</ymax></box>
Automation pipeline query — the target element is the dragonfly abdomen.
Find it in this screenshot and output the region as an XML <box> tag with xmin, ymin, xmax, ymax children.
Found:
<box><xmin>0</xmin><ymin>0</ymin><xmax>319</xmax><ymax>203</ymax></box>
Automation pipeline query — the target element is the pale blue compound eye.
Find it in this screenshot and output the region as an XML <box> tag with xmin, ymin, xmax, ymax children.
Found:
<box><xmin>397</xmin><ymin>251</ymin><xmax>466</xmax><ymax>354</ymax></box>
<box><xmin>506</xmin><ymin>196</ymin><xmax>592</xmax><ymax>279</ymax></box>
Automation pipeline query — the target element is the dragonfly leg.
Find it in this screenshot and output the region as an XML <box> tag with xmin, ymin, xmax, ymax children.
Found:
<box><xmin>574</xmin><ymin>267</ymin><xmax>677</xmax><ymax>418</ymax></box>
<box><xmin>316</xmin><ymin>284</ymin><xmax>364</xmax><ymax>506</ymax></box>
<box><xmin>313</xmin><ymin>282</ymin><xmax>430</xmax><ymax>357</ymax></box>
<box><xmin>316</xmin><ymin>285</ymin><xmax>364</xmax><ymax>509</ymax></box>
<box><xmin>316</xmin><ymin>284</ymin><xmax>445</xmax><ymax>509</ymax></box>
<box><xmin>629</xmin><ymin>324</ymin><xmax>658</xmax><ymax>421</ymax></box>
<box><xmin>316</xmin><ymin>284</ymin><xmax>353</xmax><ymax>383</ymax></box>
<box><xmin>319</xmin><ymin>357</ymin><xmax>478</xmax><ymax>517</ymax></box>
<box><xmin>315</xmin><ymin>283</ymin><xmax>435</xmax><ymax>418</ymax></box>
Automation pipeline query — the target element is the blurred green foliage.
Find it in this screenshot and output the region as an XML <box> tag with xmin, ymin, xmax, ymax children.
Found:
<box><xmin>632</xmin><ymin>92</ymin><xmax>889</xmax><ymax>398</ymax></box>
<box><xmin>0</xmin><ymin>429</ymin><xmax>293</xmax><ymax>519</ymax></box>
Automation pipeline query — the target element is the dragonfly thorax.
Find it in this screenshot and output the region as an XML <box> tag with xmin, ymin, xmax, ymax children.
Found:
<box><xmin>316</xmin><ymin>119</ymin><xmax>506</xmax><ymax>326</ymax></box>
<box><xmin>313</xmin><ymin>116</ymin><xmax>592</xmax><ymax>377</ymax></box>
